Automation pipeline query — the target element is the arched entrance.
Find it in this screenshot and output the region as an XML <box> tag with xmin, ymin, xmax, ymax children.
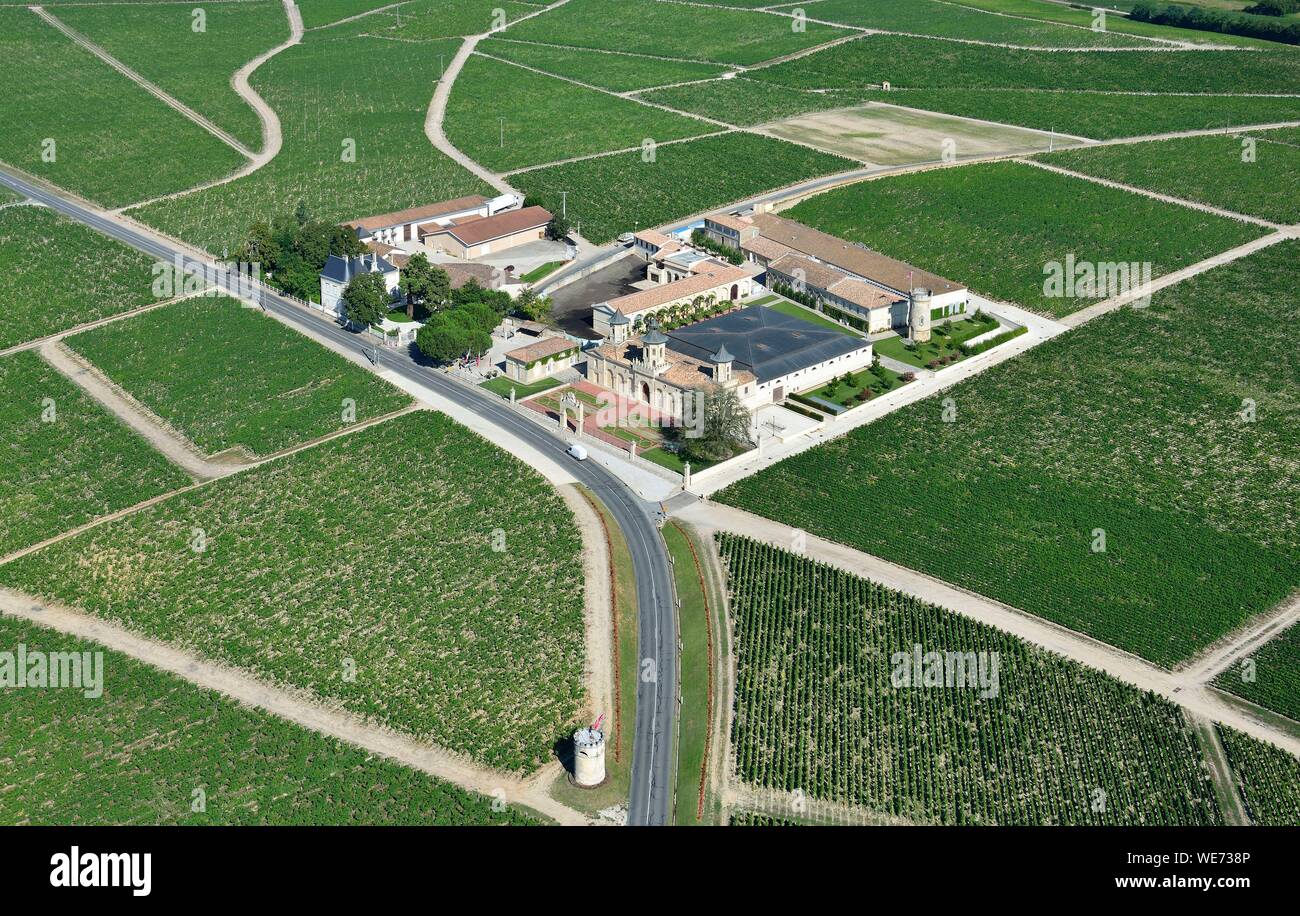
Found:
<box><xmin>641</xmin><ymin>381</ymin><xmax>651</xmax><ymax>404</ymax></box>
<box><xmin>730</xmin><ymin>284</ymin><xmax>739</xmax><ymax>301</ymax></box>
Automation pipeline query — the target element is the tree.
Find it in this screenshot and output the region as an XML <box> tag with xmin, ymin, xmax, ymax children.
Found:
<box><xmin>400</xmin><ymin>253</ymin><xmax>451</xmax><ymax>319</ymax></box>
<box><xmin>343</xmin><ymin>270</ymin><xmax>390</xmax><ymax>327</ymax></box>
<box><xmin>682</xmin><ymin>383</ymin><xmax>751</xmax><ymax>463</ymax></box>
<box><xmin>515</xmin><ymin>286</ymin><xmax>552</xmax><ymax>323</ymax></box>
<box><xmin>233</xmin><ymin>220</ymin><xmax>280</xmax><ymax>269</ymax></box>
<box><xmin>416</xmin><ymin>312</ymin><xmax>491</xmax><ymax>363</ymax></box>
<box><xmin>547</xmin><ymin>212</ymin><xmax>573</xmax><ymax>242</ymax></box>
<box><xmin>295</xmin><ymin>199</ymin><xmax>311</xmax><ymax>226</ymax></box>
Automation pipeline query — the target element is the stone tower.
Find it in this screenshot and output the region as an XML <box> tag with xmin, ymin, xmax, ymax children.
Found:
<box><xmin>909</xmin><ymin>287</ymin><xmax>933</xmax><ymax>343</ymax></box>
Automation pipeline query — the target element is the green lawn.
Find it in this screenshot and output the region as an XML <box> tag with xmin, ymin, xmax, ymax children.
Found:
<box><xmin>1042</xmin><ymin>126</ymin><xmax>1300</xmax><ymax>224</ymax></box>
<box><xmin>66</xmin><ymin>296</ymin><xmax>410</xmax><ymax>457</ymax></box>
<box><xmin>501</xmin><ymin>0</ymin><xmax>850</xmax><ymax>66</ymax></box>
<box><xmin>520</xmin><ymin>260</ymin><xmax>566</xmax><ymax>283</ymax></box>
<box><xmin>0</xmin><ymin>6</ymin><xmax>247</xmax><ymax>208</ymax></box>
<box><xmin>129</xmin><ymin>33</ymin><xmax>490</xmax><ymax>255</ymax></box>
<box><xmin>480</xmin><ymin>375</ymin><xmax>562</xmax><ymax>399</ymax></box>
<box><xmin>54</xmin><ymin>0</ymin><xmax>289</xmax><ymax>150</ymax></box>
<box><xmin>0</xmin><ymin>350</ymin><xmax>191</xmax><ymax>557</ymax></box>
<box><xmin>717</xmin><ymin>242</ymin><xmax>1300</xmax><ymax>667</ymax></box>
<box><xmin>0</xmin><ymin>205</ymin><xmax>159</xmax><ymax>352</ymax></box>
<box><xmin>802</xmin><ymin>362</ymin><xmax>906</xmax><ymax>406</ymax></box>
<box><xmin>515</xmin><ymin>132</ymin><xmax>856</xmax><ymax>244</ymax></box>
<box><xmin>1213</xmin><ymin>621</ymin><xmax>1300</xmax><ymax>722</ymax></box>
<box><xmin>764</xmin><ymin>298</ymin><xmax>861</xmax><ymax>336</ymax></box>
<box><xmin>783</xmin><ymin>160</ymin><xmax>1266</xmax><ymax>317</ymax></box>
<box><xmin>480</xmin><ymin>38</ymin><xmax>730</xmax><ymax>92</ymax></box>
<box><xmin>0</xmin><ymin>412</ymin><xmax>587</xmax><ymax>774</ymax></box>
<box><xmin>872</xmin><ymin>314</ymin><xmax>1000</xmax><ymax>368</ymax></box>
<box><xmin>0</xmin><ymin>616</ymin><xmax>538</xmax><ymax>825</ymax></box>
<box><xmin>447</xmin><ymin>54</ymin><xmax>712</xmax><ymax>172</ymax></box>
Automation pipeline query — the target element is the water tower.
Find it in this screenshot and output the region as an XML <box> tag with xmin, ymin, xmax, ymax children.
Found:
<box><xmin>573</xmin><ymin>715</ymin><xmax>607</xmax><ymax>788</ymax></box>
<box><xmin>909</xmin><ymin>288</ymin><xmax>933</xmax><ymax>343</ymax></box>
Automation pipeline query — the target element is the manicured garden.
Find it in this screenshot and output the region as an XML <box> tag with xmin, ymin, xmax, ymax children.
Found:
<box><xmin>481</xmin><ymin>375</ymin><xmax>562</xmax><ymax>399</ymax></box>
<box><xmin>0</xmin><ymin>351</ymin><xmax>191</xmax><ymax>557</ymax></box>
<box><xmin>0</xmin><ymin>412</ymin><xmax>587</xmax><ymax>774</ymax></box>
<box><xmin>514</xmin><ymin>132</ymin><xmax>855</xmax><ymax>245</ymax></box>
<box><xmin>798</xmin><ymin>360</ymin><xmax>907</xmax><ymax>409</ymax></box>
<box><xmin>0</xmin><ymin>206</ymin><xmax>159</xmax><ymax>352</ymax></box>
<box><xmin>872</xmin><ymin>312</ymin><xmax>1001</xmax><ymax>369</ymax></box>
<box><xmin>0</xmin><ymin>615</ymin><xmax>539</xmax><ymax>825</ymax></box>
<box><xmin>0</xmin><ymin>6</ymin><xmax>247</xmax><ymax>208</ymax></box>
<box><xmin>718</xmin><ymin>534</ymin><xmax>1223</xmax><ymax>824</ymax></box>
<box><xmin>717</xmin><ymin>243</ymin><xmax>1300</xmax><ymax>667</ymax></box>
<box><xmin>783</xmin><ymin>161</ymin><xmax>1266</xmax><ymax>317</ymax></box>
<box><xmin>66</xmin><ymin>296</ymin><xmax>410</xmax><ymax>458</ymax></box>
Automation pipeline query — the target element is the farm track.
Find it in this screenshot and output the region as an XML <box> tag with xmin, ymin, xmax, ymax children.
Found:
<box><xmin>0</xmin><ymin>588</ymin><xmax>588</xmax><ymax>826</ymax></box>
<box><xmin>29</xmin><ymin>6</ymin><xmax>256</xmax><ymax>159</ymax></box>
<box><xmin>111</xmin><ymin>0</ymin><xmax>304</xmax><ymax>213</ymax></box>
<box><xmin>1191</xmin><ymin>715</ymin><xmax>1252</xmax><ymax>825</ymax></box>
<box><xmin>672</xmin><ymin>499</ymin><xmax>1300</xmax><ymax>761</ymax></box>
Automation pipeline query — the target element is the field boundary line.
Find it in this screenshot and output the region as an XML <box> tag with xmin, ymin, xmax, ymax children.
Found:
<box><xmin>1189</xmin><ymin>714</ymin><xmax>1252</xmax><ymax>825</ymax></box>
<box><xmin>1181</xmin><ymin>589</ymin><xmax>1300</xmax><ymax>685</ymax></box>
<box><xmin>111</xmin><ymin>0</ymin><xmax>304</xmax><ymax>213</ymax></box>
<box><xmin>1017</xmin><ymin>157</ymin><xmax>1284</xmax><ymax>228</ymax></box>
<box><xmin>305</xmin><ymin>0</ymin><xmax>404</xmax><ymax>31</ymax></box>
<box><xmin>500</xmin><ymin>129</ymin><xmax>735</xmax><ymax>176</ymax></box>
<box><xmin>933</xmin><ymin>0</ymin><xmax>1196</xmax><ymax>49</ymax></box>
<box><xmin>0</xmin><ymin>403</ymin><xmax>423</xmax><ymax>568</ymax></box>
<box><xmin>675</xmin><ymin>499</ymin><xmax>1300</xmax><ymax>760</ymax></box>
<box><xmin>0</xmin><ymin>291</ymin><xmax>202</xmax><ymax>359</ymax></box>
<box><xmin>29</xmin><ymin>5</ymin><xmax>257</xmax><ymax>159</ymax></box>
<box><xmin>558</xmin><ymin>484</ymin><xmax>617</xmax><ymax>733</ymax></box>
<box><xmin>0</xmin><ymin>588</ymin><xmax>587</xmax><ymax>826</ymax></box>
<box><xmin>487</xmin><ymin>35</ymin><xmax>727</xmax><ymax>67</ymax></box>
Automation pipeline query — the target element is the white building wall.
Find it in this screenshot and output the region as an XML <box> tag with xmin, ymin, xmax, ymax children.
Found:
<box><xmin>745</xmin><ymin>343</ymin><xmax>874</xmax><ymax>407</ymax></box>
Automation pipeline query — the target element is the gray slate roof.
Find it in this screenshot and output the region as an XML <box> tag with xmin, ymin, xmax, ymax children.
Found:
<box><xmin>320</xmin><ymin>253</ymin><xmax>398</xmax><ymax>284</ymax></box>
<box><xmin>668</xmin><ymin>305</ymin><xmax>867</xmax><ymax>384</ymax></box>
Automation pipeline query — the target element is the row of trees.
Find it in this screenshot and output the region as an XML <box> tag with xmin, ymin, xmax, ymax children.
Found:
<box><xmin>233</xmin><ymin>201</ymin><xmax>365</xmax><ymax>300</ymax></box>
<box><xmin>1130</xmin><ymin>1</ymin><xmax>1300</xmax><ymax>44</ymax></box>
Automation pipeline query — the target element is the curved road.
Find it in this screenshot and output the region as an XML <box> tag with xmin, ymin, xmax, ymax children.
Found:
<box><xmin>0</xmin><ymin>169</ymin><xmax>677</xmax><ymax>826</ymax></box>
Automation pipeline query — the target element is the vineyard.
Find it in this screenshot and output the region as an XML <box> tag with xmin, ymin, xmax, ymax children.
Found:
<box><xmin>366</xmin><ymin>0</ymin><xmax>538</xmax><ymax>41</ymax></box>
<box><xmin>1213</xmin><ymin>621</ymin><xmax>1300</xmax><ymax>723</ymax></box>
<box><xmin>717</xmin><ymin>243</ymin><xmax>1300</xmax><ymax>666</ymax></box>
<box><xmin>445</xmin><ymin>54</ymin><xmax>710</xmax><ymax>173</ymax></box>
<box><xmin>54</xmin><ymin>0</ymin><xmax>289</xmax><ymax>150</ymax></box>
<box><xmin>0</xmin><ymin>205</ymin><xmax>158</xmax><ymax>352</ymax></box>
<box><xmin>750</xmin><ymin>34</ymin><xmax>1300</xmax><ymax>95</ymax></box>
<box><xmin>806</xmin><ymin>0</ymin><xmax>1147</xmax><ymax>48</ymax></box>
<box><xmin>0</xmin><ymin>351</ymin><xmax>190</xmax><ymax>557</ymax></box>
<box><xmin>500</xmin><ymin>0</ymin><xmax>849</xmax><ymax>66</ymax></box>
<box><xmin>479</xmin><ymin>39</ymin><xmax>728</xmax><ymax>93</ymax></box>
<box><xmin>129</xmin><ymin>32</ymin><xmax>490</xmax><ymax>255</ymax></box>
<box><xmin>0</xmin><ymin>617</ymin><xmax>536</xmax><ymax>825</ymax></box>
<box><xmin>717</xmin><ymin>534</ymin><xmax>1223</xmax><ymax>825</ymax></box>
<box><xmin>0</xmin><ymin>6</ymin><xmax>246</xmax><ymax>208</ymax></box>
<box><xmin>66</xmin><ymin>295</ymin><xmax>410</xmax><ymax>457</ymax></box>
<box><xmin>782</xmin><ymin>160</ymin><xmax>1265</xmax><ymax>317</ymax></box>
<box><xmin>1217</xmin><ymin>728</ymin><xmax>1300</xmax><ymax>826</ymax></box>
<box><xmin>297</xmin><ymin>0</ymin><xmax>398</xmax><ymax>30</ymax></box>
<box><xmin>1042</xmin><ymin>126</ymin><xmax>1300</xmax><ymax>225</ymax></box>
<box><xmin>0</xmin><ymin>412</ymin><xmax>587</xmax><ymax>773</ymax></box>
<box><xmin>514</xmin><ymin>132</ymin><xmax>855</xmax><ymax>245</ymax></box>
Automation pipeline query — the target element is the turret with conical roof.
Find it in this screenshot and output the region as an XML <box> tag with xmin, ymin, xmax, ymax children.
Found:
<box><xmin>639</xmin><ymin>320</ymin><xmax>668</xmax><ymax>374</ymax></box>
<box><xmin>709</xmin><ymin>343</ymin><xmax>734</xmax><ymax>383</ymax></box>
<box><xmin>608</xmin><ymin>308</ymin><xmax>631</xmax><ymax>343</ymax></box>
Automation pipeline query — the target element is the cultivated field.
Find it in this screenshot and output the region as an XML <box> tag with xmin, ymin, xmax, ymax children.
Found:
<box><xmin>66</xmin><ymin>296</ymin><xmax>410</xmax><ymax>458</ymax></box>
<box><xmin>514</xmin><ymin>132</ymin><xmax>855</xmax><ymax>244</ymax></box>
<box><xmin>761</xmin><ymin>103</ymin><xmax>1056</xmax><ymax>165</ymax></box>
<box><xmin>805</xmin><ymin>0</ymin><xmax>1150</xmax><ymax>48</ymax></box>
<box><xmin>446</xmin><ymin>54</ymin><xmax>711</xmax><ymax>172</ymax></box>
<box><xmin>298</xmin><ymin>0</ymin><xmax>398</xmax><ymax>30</ymax></box>
<box><xmin>368</xmin><ymin>0</ymin><xmax>539</xmax><ymax>40</ymax></box>
<box><xmin>1042</xmin><ymin>126</ymin><xmax>1300</xmax><ymax>224</ymax></box>
<box><xmin>0</xmin><ymin>6</ymin><xmax>247</xmax><ymax>208</ymax></box>
<box><xmin>0</xmin><ymin>412</ymin><xmax>587</xmax><ymax>773</ymax></box>
<box><xmin>1218</xmin><ymin>727</ymin><xmax>1300</xmax><ymax>826</ymax></box>
<box><xmin>54</xmin><ymin>0</ymin><xmax>290</xmax><ymax>150</ymax></box>
<box><xmin>749</xmin><ymin>34</ymin><xmax>1300</xmax><ymax>94</ymax></box>
<box><xmin>0</xmin><ymin>205</ymin><xmax>159</xmax><ymax>352</ymax></box>
<box><xmin>718</xmin><ymin>534</ymin><xmax>1223</xmax><ymax>825</ymax></box>
<box><xmin>129</xmin><ymin>33</ymin><xmax>489</xmax><ymax>254</ymax></box>
<box><xmin>0</xmin><ymin>616</ymin><xmax>537</xmax><ymax>825</ymax></box>
<box><xmin>0</xmin><ymin>351</ymin><xmax>190</xmax><ymax>557</ymax></box>
<box><xmin>501</xmin><ymin>0</ymin><xmax>849</xmax><ymax>66</ymax></box>
<box><xmin>782</xmin><ymin>160</ymin><xmax>1265</xmax><ymax>316</ymax></box>
<box><xmin>717</xmin><ymin>243</ymin><xmax>1300</xmax><ymax>667</ymax></box>
<box><xmin>479</xmin><ymin>38</ymin><xmax>729</xmax><ymax>92</ymax></box>
<box><xmin>1213</xmin><ymin>621</ymin><xmax>1300</xmax><ymax>722</ymax></box>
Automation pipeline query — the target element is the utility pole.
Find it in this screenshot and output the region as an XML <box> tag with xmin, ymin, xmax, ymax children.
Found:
<box><xmin>561</xmin><ymin>190</ymin><xmax>567</xmax><ymax>219</ymax></box>
<box><xmin>499</xmin><ymin>117</ymin><xmax>506</xmax><ymax>148</ymax></box>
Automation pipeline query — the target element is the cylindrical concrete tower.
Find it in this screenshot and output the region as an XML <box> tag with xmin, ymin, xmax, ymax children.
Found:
<box><xmin>573</xmin><ymin>725</ymin><xmax>606</xmax><ymax>787</ymax></box>
<box><xmin>909</xmin><ymin>288</ymin><xmax>933</xmax><ymax>343</ymax></box>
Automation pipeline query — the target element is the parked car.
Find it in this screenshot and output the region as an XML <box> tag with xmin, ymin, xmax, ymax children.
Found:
<box><xmin>617</xmin><ymin>232</ymin><xmax>635</xmax><ymax>246</ymax></box>
<box><xmin>567</xmin><ymin>443</ymin><xmax>588</xmax><ymax>461</ymax></box>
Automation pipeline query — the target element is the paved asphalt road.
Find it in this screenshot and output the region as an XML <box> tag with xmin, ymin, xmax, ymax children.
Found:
<box><xmin>0</xmin><ymin>170</ymin><xmax>678</xmax><ymax>826</ymax></box>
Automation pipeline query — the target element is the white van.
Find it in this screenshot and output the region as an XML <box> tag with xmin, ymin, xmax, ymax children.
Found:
<box><xmin>567</xmin><ymin>443</ymin><xmax>588</xmax><ymax>461</ymax></box>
